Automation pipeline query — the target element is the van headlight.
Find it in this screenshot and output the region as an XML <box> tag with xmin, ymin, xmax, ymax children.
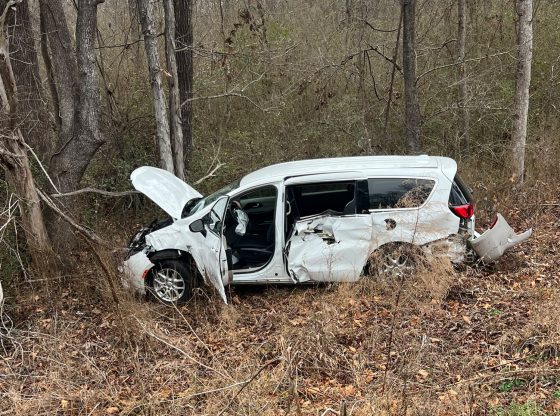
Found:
<box><xmin>128</xmin><ymin>228</ymin><xmax>149</xmax><ymax>250</ymax></box>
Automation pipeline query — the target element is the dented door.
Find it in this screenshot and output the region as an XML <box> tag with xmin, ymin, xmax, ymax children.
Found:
<box><xmin>191</xmin><ymin>196</ymin><xmax>230</xmax><ymax>302</ymax></box>
<box><xmin>286</xmin><ymin>214</ymin><xmax>373</xmax><ymax>282</ymax></box>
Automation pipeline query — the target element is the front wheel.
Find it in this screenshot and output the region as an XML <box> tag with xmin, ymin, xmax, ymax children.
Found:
<box><xmin>148</xmin><ymin>260</ymin><xmax>194</xmax><ymax>304</ymax></box>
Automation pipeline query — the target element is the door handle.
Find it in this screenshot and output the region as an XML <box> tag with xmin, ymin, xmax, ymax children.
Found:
<box><xmin>384</xmin><ymin>218</ymin><xmax>397</xmax><ymax>230</ymax></box>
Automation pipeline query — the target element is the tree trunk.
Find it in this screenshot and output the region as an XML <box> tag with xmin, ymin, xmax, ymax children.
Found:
<box><xmin>0</xmin><ymin>1</ymin><xmax>51</xmax><ymax>267</ymax></box>
<box><xmin>38</xmin><ymin>0</ymin><xmax>78</xmax><ymax>161</ymax></box>
<box><xmin>401</xmin><ymin>0</ymin><xmax>421</xmax><ymax>154</ymax></box>
<box><xmin>383</xmin><ymin>8</ymin><xmax>403</xmax><ymax>143</ymax></box>
<box><xmin>456</xmin><ymin>0</ymin><xmax>469</xmax><ymax>155</ymax></box>
<box><xmin>174</xmin><ymin>0</ymin><xmax>193</xmax><ymax>179</ymax></box>
<box><xmin>128</xmin><ymin>0</ymin><xmax>140</xmax><ymax>40</ymax></box>
<box><xmin>2</xmin><ymin>0</ymin><xmax>48</xmax><ymax>154</ymax></box>
<box><xmin>127</xmin><ymin>0</ymin><xmax>142</xmax><ymax>61</ymax></box>
<box><xmin>48</xmin><ymin>0</ymin><xmax>106</xmax><ymax>193</ymax></box>
<box><xmin>512</xmin><ymin>0</ymin><xmax>533</xmax><ymax>184</ymax></box>
<box><xmin>2</xmin><ymin>131</ymin><xmax>51</xmax><ymax>257</ymax></box>
<box><xmin>164</xmin><ymin>0</ymin><xmax>185</xmax><ymax>180</ymax></box>
<box><xmin>138</xmin><ymin>0</ymin><xmax>174</xmax><ymax>173</ymax></box>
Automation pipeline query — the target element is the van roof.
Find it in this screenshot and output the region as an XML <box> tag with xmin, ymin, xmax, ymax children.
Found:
<box><xmin>240</xmin><ymin>155</ymin><xmax>456</xmax><ymax>186</ymax></box>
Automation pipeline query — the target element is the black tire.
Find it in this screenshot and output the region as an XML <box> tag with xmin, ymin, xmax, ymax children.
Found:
<box><xmin>147</xmin><ymin>259</ymin><xmax>194</xmax><ymax>305</ymax></box>
<box><xmin>365</xmin><ymin>243</ymin><xmax>422</xmax><ymax>277</ymax></box>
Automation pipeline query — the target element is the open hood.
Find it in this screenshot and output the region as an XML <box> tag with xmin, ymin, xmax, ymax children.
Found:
<box><xmin>131</xmin><ymin>166</ymin><xmax>203</xmax><ymax>219</ymax></box>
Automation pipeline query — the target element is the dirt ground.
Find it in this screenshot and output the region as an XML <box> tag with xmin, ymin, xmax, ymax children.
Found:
<box><xmin>1</xmin><ymin>203</ymin><xmax>559</xmax><ymax>415</ymax></box>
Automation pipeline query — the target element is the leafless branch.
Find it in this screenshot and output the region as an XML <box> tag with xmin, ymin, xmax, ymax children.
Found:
<box><xmin>36</xmin><ymin>188</ymin><xmax>107</xmax><ymax>246</ymax></box>
<box><xmin>337</xmin><ymin>46</ymin><xmax>402</xmax><ymax>73</ymax></box>
<box><xmin>21</xmin><ymin>141</ymin><xmax>60</xmax><ymax>194</ymax></box>
<box><xmin>0</xmin><ymin>145</ymin><xmax>22</xmax><ymax>161</ymax></box>
<box><xmin>182</xmin><ymin>74</ymin><xmax>270</xmax><ymax>112</ymax></box>
<box><xmin>368</xmin><ymin>44</ymin><xmax>402</xmax><ymax>72</ymax></box>
<box><xmin>184</xmin><ymin>91</ymin><xmax>267</xmax><ymax>111</ymax></box>
<box><xmin>193</xmin><ymin>162</ymin><xmax>225</xmax><ymax>185</ymax></box>
<box><xmin>51</xmin><ymin>162</ymin><xmax>227</xmax><ymax>198</ymax></box>
<box><xmin>358</xmin><ymin>18</ymin><xmax>399</xmax><ymax>33</ymax></box>
<box><xmin>135</xmin><ymin>317</ymin><xmax>230</xmax><ymax>379</ymax></box>
<box><xmin>417</xmin><ymin>48</ymin><xmax>517</xmax><ymax>81</ymax></box>
<box><xmin>51</xmin><ymin>187</ymin><xmax>139</xmax><ymax>198</ymax></box>
<box><xmin>94</xmin><ymin>33</ymin><xmax>164</xmax><ymax>50</ymax></box>
<box><xmin>217</xmin><ymin>358</ymin><xmax>280</xmax><ymax>416</ymax></box>
<box><xmin>0</xmin><ymin>0</ymin><xmax>21</xmax><ymax>28</ymax></box>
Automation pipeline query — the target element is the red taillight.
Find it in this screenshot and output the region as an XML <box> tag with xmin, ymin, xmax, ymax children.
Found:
<box><xmin>449</xmin><ymin>203</ymin><xmax>474</xmax><ymax>219</ymax></box>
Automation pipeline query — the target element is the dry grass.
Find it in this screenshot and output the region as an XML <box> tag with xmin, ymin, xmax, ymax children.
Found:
<box><xmin>1</xmin><ymin>196</ymin><xmax>559</xmax><ymax>415</ymax></box>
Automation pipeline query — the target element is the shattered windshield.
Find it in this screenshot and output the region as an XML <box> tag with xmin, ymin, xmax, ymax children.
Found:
<box><xmin>181</xmin><ymin>179</ymin><xmax>240</xmax><ymax>218</ymax></box>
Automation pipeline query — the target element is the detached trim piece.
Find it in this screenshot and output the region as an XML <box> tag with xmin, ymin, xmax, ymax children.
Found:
<box><xmin>468</xmin><ymin>213</ymin><xmax>532</xmax><ymax>262</ymax></box>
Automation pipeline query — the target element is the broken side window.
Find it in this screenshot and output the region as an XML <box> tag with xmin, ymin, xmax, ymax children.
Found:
<box><xmin>289</xmin><ymin>181</ymin><xmax>356</xmax><ymax>217</ymax></box>
<box><xmin>448</xmin><ymin>175</ymin><xmax>473</xmax><ymax>206</ymax></box>
<box><xmin>366</xmin><ymin>178</ymin><xmax>435</xmax><ymax>210</ymax></box>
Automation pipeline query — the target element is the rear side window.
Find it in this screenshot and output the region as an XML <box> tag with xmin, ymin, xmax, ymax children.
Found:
<box><xmin>448</xmin><ymin>175</ymin><xmax>473</xmax><ymax>205</ymax></box>
<box><xmin>366</xmin><ymin>178</ymin><xmax>435</xmax><ymax>210</ymax></box>
<box><xmin>289</xmin><ymin>181</ymin><xmax>355</xmax><ymax>217</ymax></box>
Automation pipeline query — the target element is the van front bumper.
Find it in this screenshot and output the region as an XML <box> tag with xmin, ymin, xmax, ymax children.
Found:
<box><xmin>121</xmin><ymin>251</ymin><xmax>154</xmax><ymax>295</ymax></box>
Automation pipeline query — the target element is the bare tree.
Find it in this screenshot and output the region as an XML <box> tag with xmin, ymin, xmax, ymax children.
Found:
<box><xmin>39</xmin><ymin>0</ymin><xmax>78</xmax><ymax>171</ymax></box>
<box><xmin>0</xmin><ymin>0</ymin><xmax>51</xmax><ymax>265</ymax></box>
<box><xmin>164</xmin><ymin>0</ymin><xmax>184</xmax><ymax>180</ymax></box>
<box><xmin>127</xmin><ymin>0</ymin><xmax>143</xmax><ymax>61</ymax></box>
<box><xmin>2</xmin><ymin>0</ymin><xmax>47</xmax><ymax>154</ymax></box>
<box><xmin>383</xmin><ymin>8</ymin><xmax>403</xmax><ymax>142</ymax></box>
<box><xmin>512</xmin><ymin>0</ymin><xmax>533</xmax><ymax>184</ymax></box>
<box><xmin>128</xmin><ymin>0</ymin><xmax>140</xmax><ymax>40</ymax></box>
<box><xmin>456</xmin><ymin>0</ymin><xmax>468</xmax><ymax>153</ymax></box>
<box><xmin>37</xmin><ymin>0</ymin><xmax>106</xmax><ymax>249</ymax></box>
<box><xmin>174</xmin><ymin>0</ymin><xmax>193</xmax><ymax>178</ymax></box>
<box><xmin>402</xmin><ymin>0</ymin><xmax>421</xmax><ymax>154</ymax></box>
<box><xmin>45</xmin><ymin>0</ymin><xmax>106</xmax><ymax>193</ymax></box>
<box><xmin>138</xmin><ymin>0</ymin><xmax>174</xmax><ymax>173</ymax></box>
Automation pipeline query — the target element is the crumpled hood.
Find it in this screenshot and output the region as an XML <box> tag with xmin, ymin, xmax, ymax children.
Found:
<box><xmin>131</xmin><ymin>166</ymin><xmax>202</xmax><ymax>219</ymax></box>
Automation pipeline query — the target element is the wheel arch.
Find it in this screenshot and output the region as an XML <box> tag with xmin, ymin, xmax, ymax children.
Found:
<box><xmin>362</xmin><ymin>241</ymin><xmax>419</xmax><ymax>276</ymax></box>
<box><xmin>146</xmin><ymin>249</ymin><xmax>202</xmax><ymax>286</ymax></box>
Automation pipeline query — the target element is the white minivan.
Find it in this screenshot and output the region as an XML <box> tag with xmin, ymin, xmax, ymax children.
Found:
<box><xmin>122</xmin><ymin>156</ymin><xmax>531</xmax><ymax>304</ymax></box>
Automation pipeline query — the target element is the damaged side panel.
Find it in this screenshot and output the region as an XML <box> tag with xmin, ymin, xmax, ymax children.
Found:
<box><xmin>287</xmin><ymin>215</ymin><xmax>373</xmax><ymax>282</ymax></box>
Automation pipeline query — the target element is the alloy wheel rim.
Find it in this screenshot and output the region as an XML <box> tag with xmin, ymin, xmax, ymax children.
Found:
<box><xmin>153</xmin><ymin>268</ymin><xmax>185</xmax><ymax>302</ymax></box>
<box><xmin>381</xmin><ymin>252</ymin><xmax>412</xmax><ymax>275</ymax></box>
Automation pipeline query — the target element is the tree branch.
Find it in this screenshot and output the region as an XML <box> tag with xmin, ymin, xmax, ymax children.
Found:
<box><xmin>183</xmin><ymin>92</ymin><xmax>269</xmax><ymax>111</ymax></box>
<box><xmin>0</xmin><ymin>0</ymin><xmax>20</xmax><ymax>28</ymax></box>
<box><xmin>36</xmin><ymin>188</ymin><xmax>107</xmax><ymax>246</ymax></box>
<box><xmin>417</xmin><ymin>48</ymin><xmax>517</xmax><ymax>81</ymax></box>
<box><xmin>50</xmin><ymin>164</ymin><xmax>225</xmax><ymax>198</ymax></box>
<box><xmin>358</xmin><ymin>18</ymin><xmax>399</xmax><ymax>33</ymax></box>
<box><xmin>368</xmin><ymin>44</ymin><xmax>402</xmax><ymax>72</ymax></box>
<box><xmin>182</xmin><ymin>74</ymin><xmax>269</xmax><ymax>111</ymax></box>
<box><xmin>51</xmin><ymin>187</ymin><xmax>139</xmax><ymax>198</ymax></box>
<box><xmin>193</xmin><ymin>162</ymin><xmax>225</xmax><ymax>185</ymax></box>
<box><xmin>217</xmin><ymin>358</ymin><xmax>280</xmax><ymax>416</ymax></box>
<box><xmin>0</xmin><ymin>146</ymin><xmax>22</xmax><ymax>161</ymax></box>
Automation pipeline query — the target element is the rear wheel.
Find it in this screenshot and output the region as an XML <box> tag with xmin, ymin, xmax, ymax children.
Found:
<box><xmin>148</xmin><ymin>260</ymin><xmax>194</xmax><ymax>304</ymax></box>
<box><xmin>366</xmin><ymin>243</ymin><xmax>421</xmax><ymax>277</ymax></box>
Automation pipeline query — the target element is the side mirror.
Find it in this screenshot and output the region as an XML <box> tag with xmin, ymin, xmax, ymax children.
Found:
<box><xmin>189</xmin><ymin>219</ymin><xmax>207</xmax><ymax>237</ymax></box>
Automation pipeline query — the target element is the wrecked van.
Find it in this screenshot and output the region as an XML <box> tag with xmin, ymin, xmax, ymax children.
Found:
<box><xmin>122</xmin><ymin>156</ymin><xmax>531</xmax><ymax>304</ymax></box>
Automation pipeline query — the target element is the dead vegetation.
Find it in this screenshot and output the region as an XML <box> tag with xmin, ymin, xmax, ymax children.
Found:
<box><xmin>0</xmin><ymin>198</ymin><xmax>559</xmax><ymax>416</ymax></box>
